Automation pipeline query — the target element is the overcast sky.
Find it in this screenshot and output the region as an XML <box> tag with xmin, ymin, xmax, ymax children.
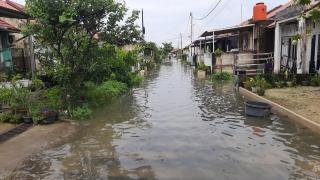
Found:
<box><xmin>14</xmin><ymin>0</ymin><xmax>289</xmax><ymax>46</ymax></box>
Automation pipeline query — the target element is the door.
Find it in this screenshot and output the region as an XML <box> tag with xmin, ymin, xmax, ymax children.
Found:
<box><xmin>310</xmin><ymin>35</ymin><xmax>316</xmax><ymax>74</ymax></box>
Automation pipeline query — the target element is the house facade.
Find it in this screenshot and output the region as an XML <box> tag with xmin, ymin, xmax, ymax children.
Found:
<box><xmin>274</xmin><ymin>1</ymin><xmax>320</xmax><ymax>74</ymax></box>
<box><xmin>0</xmin><ymin>0</ymin><xmax>29</xmax><ymax>73</ymax></box>
<box><xmin>193</xmin><ymin>2</ymin><xmax>288</xmax><ymax>74</ymax></box>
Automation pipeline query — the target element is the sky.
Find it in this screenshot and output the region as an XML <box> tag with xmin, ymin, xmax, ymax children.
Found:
<box><xmin>14</xmin><ymin>0</ymin><xmax>289</xmax><ymax>47</ymax></box>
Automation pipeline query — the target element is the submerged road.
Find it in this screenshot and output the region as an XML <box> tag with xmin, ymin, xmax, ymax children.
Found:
<box><xmin>9</xmin><ymin>60</ymin><xmax>320</xmax><ymax>179</ymax></box>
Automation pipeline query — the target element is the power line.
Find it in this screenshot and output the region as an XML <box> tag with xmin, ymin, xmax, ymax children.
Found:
<box><xmin>194</xmin><ymin>0</ymin><xmax>223</xmax><ymax>21</ymax></box>
<box><xmin>204</xmin><ymin>0</ymin><xmax>231</xmax><ymax>26</ymax></box>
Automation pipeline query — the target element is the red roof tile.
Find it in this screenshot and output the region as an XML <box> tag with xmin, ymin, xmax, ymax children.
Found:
<box><xmin>0</xmin><ymin>0</ymin><xmax>24</xmax><ymax>13</ymax></box>
<box><xmin>0</xmin><ymin>19</ymin><xmax>19</xmax><ymax>32</ymax></box>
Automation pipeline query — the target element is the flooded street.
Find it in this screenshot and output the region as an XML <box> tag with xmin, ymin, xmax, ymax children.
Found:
<box><xmin>9</xmin><ymin>60</ymin><xmax>320</xmax><ymax>179</ymax></box>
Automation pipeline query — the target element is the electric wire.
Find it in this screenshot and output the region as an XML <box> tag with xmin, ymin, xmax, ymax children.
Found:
<box><xmin>194</xmin><ymin>0</ymin><xmax>223</xmax><ymax>21</ymax></box>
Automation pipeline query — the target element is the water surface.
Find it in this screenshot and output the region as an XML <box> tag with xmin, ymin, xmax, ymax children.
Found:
<box><xmin>9</xmin><ymin>60</ymin><xmax>320</xmax><ymax>179</ymax></box>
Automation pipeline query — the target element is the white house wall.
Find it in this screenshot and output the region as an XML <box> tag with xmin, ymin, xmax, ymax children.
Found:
<box><xmin>274</xmin><ymin>17</ymin><xmax>317</xmax><ymax>74</ymax></box>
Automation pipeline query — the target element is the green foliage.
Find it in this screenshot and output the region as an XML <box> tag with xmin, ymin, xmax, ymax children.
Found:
<box><xmin>311</xmin><ymin>75</ymin><xmax>320</xmax><ymax>86</ymax></box>
<box><xmin>214</xmin><ymin>48</ymin><xmax>224</xmax><ymax>58</ymax></box>
<box><xmin>197</xmin><ymin>63</ymin><xmax>209</xmax><ymax>71</ymax></box>
<box><xmin>84</xmin><ymin>80</ymin><xmax>127</xmax><ymax>108</ymax></box>
<box><xmin>25</xmin><ymin>0</ymin><xmax>135</xmax><ymax>109</ymax></box>
<box><xmin>160</xmin><ymin>42</ymin><xmax>174</xmax><ymax>57</ymax></box>
<box><xmin>295</xmin><ymin>0</ymin><xmax>311</xmax><ymax>5</ymax></box>
<box><xmin>30</xmin><ymin>78</ymin><xmax>44</xmax><ymax>90</ymax></box>
<box><xmin>102</xmin><ymin>9</ymin><xmax>143</xmax><ymax>46</ymax></box>
<box><xmin>70</xmin><ymin>106</ymin><xmax>92</xmax><ymax>120</ymax></box>
<box><xmin>143</xmin><ymin>42</ymin><xmax>161</xmax><ymax>64</ymax></box>
<box><xmin>245</xmin><ymin>76</ymin><xmax>270</xmax><ymax>90</ymax></box>
<box><xmin>212</xmin><ymin>72</ymin><xmax>233</xmax><ymax>81</ymax></box>
<box><xmin>253</xmin><ymin>76</ymin><xmax>271</xmax><ymax>90</ymax></box>
<box><xmin>0</xmin><ymin>112</ymin><xmax>21</xmax><ymax>124</ymax></box>
<box><xmin>310</xmin><ymin>9</ymin><xmax>320</xmax><ymax>22</ymax></box>
<box><xmin>130</xmin><ymin>73</ymin><xmax>144</xmax><ymax>86</ymax></box>
<box><xmin>0</xmin><ymin>88</ymin><xmax>13</xmax><ymax>103</ymax></box>
<box><xmin>44</xmin><ymin>87</ymin><xmax>63</xmax><ymax>111</ymax></box>
<box><xmin>0</xmin><ymin>72</ymin><xmax>7</xmax><ymax>82</ymax></box>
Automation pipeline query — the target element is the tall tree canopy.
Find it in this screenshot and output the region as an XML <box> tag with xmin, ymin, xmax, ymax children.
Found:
<box><xmin>24</xmin><ymin>0</ymin><xmax>142</xmax><ymax>108</ymax></box>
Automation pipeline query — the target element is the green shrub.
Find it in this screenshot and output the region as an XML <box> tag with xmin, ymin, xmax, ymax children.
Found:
<box><xmin>0</xmin><ymin>88</ymin><xmax>13</xmax><ymax>103</ymax></box>
<box><xmin>311</xmin><ymin>75</ymin><xmax>320</xmax><ymax>86</ymax></box>
<box><xmin>44</xmin><ymin>87</ymin><xmax>63</xmax><ymax>111</ymax></box>
<box><xmin>129</xmin><ymin>73</ymin><xmax>144</xmax><ymax>86</ymax></box>
<box><xmin>212</xmin><ymin>72</ymin><xmax>233</xmax><ymax>81</ymax></box>
<box><xmin>30</xmin><ymin>78</ymin><xmax>45</xmax><ymax>90</ymax></box>
<box><xmin>197</xmin><ymin>63</ymin><xmax>209</xmax><ymax>71</ymax></box>
<box><xmin>84</xmin><ymin>80</ymin><xmax>128</xmax><ymax>107</ymax></box>
<box><xmin>253</xmin><ymin>76</ymin><xmax>271</xmax><ymax>89</ymax></box>
<box><xmin>71</xmin><ymin>106</ymin><xmax>93</xmax><ymax>120</ymax></box>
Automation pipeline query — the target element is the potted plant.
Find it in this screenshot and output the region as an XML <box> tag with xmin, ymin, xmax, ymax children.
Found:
<box><xmin>37</xmin><ymin>87</ymin><xmax>62</xmax><ymax>124</ymax></box>
<box><xmin>254</xmin><ymin>76</ymin><xmax>270</xmax><ymax>96</ymax></box>
<box><xmin>197</xmin><ymin>63</ymin><xmax>209</xmax><ymax>78</ymax></box>
<box><xmin>0</xmin><ymin>87</ymin><xmax>13</xmax><ymax>113</ymax></box>
<box><xmin>214</xmin><ymin>48</ymin><xmax>224</xmax><ymax>73</ymax></box>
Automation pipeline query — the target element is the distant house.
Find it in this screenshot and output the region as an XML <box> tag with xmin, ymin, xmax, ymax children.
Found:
<box><xmin>274</xmin><ymin>1</ymin><xmax>320</xmax><ymax>74</ymax></box>
<box><xmin>194</xmin><ymin>2</ymin><xmax>289</xmax><ymax>74</ymax></box>
<box><xmin>0</xmin><ymin>0</ymin><xmax>29</xmax><ymax>73</ymax></box>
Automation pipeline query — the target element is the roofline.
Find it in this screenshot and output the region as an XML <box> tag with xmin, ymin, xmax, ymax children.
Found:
<box><xmin>200</xmin><ymin>24</ymin><xmax>255</xmax><ymax>37</ymax></box>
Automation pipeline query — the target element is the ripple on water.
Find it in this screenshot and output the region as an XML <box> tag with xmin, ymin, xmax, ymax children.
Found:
<box><xmin>8</xmin><ymin>60</ymin><xmax>320</xmax><ymax>179</ymax></box>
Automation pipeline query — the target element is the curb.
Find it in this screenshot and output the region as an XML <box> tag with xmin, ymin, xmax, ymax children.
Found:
<box><xmin>239</xmin><ymin>87</ymin><xmax>320</xmax><ymax>133</ymax></box>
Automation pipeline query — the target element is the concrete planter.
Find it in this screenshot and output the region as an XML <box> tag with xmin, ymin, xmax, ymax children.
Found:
<box><xmin>197</xmin><ymin>70</ymin><xmax>206</xmax><ymax>79</ymax></box>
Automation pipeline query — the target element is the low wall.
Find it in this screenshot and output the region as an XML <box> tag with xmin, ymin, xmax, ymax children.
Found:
<box><xmin>239</xmin><ymin>87</ymin><xmax>320</xmax><ymax>133</ymax></box>
<box><xmin>214</xmin><ymin>53</ymin><xmax>234</xmax><ymax>74</ymax></box>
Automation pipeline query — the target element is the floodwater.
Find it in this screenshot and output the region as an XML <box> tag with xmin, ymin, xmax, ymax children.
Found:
<box><xmin>8</xmin><ymin>60</ymin><xmax>320</xmax><ymax>179</ymax></box>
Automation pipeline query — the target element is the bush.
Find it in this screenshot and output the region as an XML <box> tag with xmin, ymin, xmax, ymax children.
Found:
<box><xmin>70</xmin><ymin>106</ymin><xmax>92</xmax><ymax>120</ymax></box>
<box><xmin>30</xmin><ymin>78</ymin><xmax>44</xmax><ymax>91</ymax></box>
<box><xmin>84</xmin><ymin>80</ymin><xmax>128</xmax><ymax>108</ymax></box>
<box><xmin>212</xmin><ymin>72</ymin><xmax>233</xmax><ymax>81</ymax></box>
<box><xmin>311</xmin><ymin>75</ymin><xmax>320</xmax><ymax>86</ymax></box>
<box><xmin>129</xmin><ymin>73</ymin><xmax>144</xmax><ymax>86</ymax></box>
<box><xmin>197</xmin><ymin>63</ymin><xmax>209</xmax><ymax>71</ymax></box>
<box><xmin>253</xmin><ymin>76</ymin><xmax>271</xmax><ymax>89</ymax></box>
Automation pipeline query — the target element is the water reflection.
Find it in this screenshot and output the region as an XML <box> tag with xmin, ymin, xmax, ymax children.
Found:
<box><xmin>8</xmin><ymin>60</ymin><xmax>320</xmax><ymax>179</ymax></box>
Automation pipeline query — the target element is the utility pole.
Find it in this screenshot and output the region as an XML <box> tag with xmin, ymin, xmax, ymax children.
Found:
<box><xmin>241</xmin><ymin>3</ymin><xmax>243</xmax><ymax>23</ymax></box>
<box><xmin>190</xmin><ymin>12</ymin><xmax>193</xmax><ymax>56</ymax></box>
<box><xmin>142</xmin><ymin>9</ymin><xmax>145</xmax><ymax>40</ymax></box>
<box><xmin>180</xmin><ymin>33</ymin><xmax>183</xmax><ymax>50</ymax></box>
<box><xmin>190</xmin><ymin>12</ymin><xmax>193</xmax><ymax>44</ymax></box>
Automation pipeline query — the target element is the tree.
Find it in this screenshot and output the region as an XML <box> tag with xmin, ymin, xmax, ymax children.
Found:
<box><xmin>101</xmin><ymin>9</ymin><xmax>143</xmax><ymax>46</ymax></box>
<box><xmin>161</xmin><ymin>42</ymin><xmax>174</xmax><ymax>56</ymax></box>
<box><xmin>24</xmin><ymin>0</ymin><xmax>138</xmax><ymax>109</ymax></box>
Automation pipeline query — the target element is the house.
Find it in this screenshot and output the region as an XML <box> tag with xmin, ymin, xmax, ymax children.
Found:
<box><xmin>274</xmin><ymin>1</ymin><xmax>320</xmax><ymax>74</ymax></box>
<box><xmin>196</xmin><ymin>2</ymin><xmax>289</xmax><ymax>74</ymax></box>
<box><xmin>0</xmin><ymin>0</ymin><xmax>29</xmax><ymax>73</ymax></box>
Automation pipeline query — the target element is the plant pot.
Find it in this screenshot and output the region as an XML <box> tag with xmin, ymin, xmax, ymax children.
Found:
<box><xmin>286</xmin><ymin>81</ymin><xmax>293</xmax><ymax>87</ymax></box>
<box><xmin>243</xmin><ymin>82</ymin><xmax>251</xmax><ymax>91</ymax></box>
<box><xmin>17</xmin><ymin>79</ymin><xmax>31</xmax><ymax>88</ymax></box>
<box><xmin>302</xmin><ymin>81</ymin><xmax>309</xmax><ymax>86</ymax></box>
<box><xmin>22</xmin><ymin>116</ymin><xmax>33</xmax><ymax>124</ymax></box>
<box><xmin>251</xmin><ymin>87</ymin><xmax>259</xmax><ymax>93</ymax></box>
<box><xmin>257</xmin><ymin>89</ymin><xmax>265</xmax><ymax>96</ymax></box>
<box><xmin>2</xmin><ymin>82</ymin><xmax>12</xmax><ymax>89</ymax></box>
<box><xmin>41</xmin><ymin>111</ymin><xmax>59</xmax><ymax>124</ymax></box>
<box><xmin>197</xmin><ymin>70</ymin><xmax>206</xmax><ymax>79</ymax></box>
